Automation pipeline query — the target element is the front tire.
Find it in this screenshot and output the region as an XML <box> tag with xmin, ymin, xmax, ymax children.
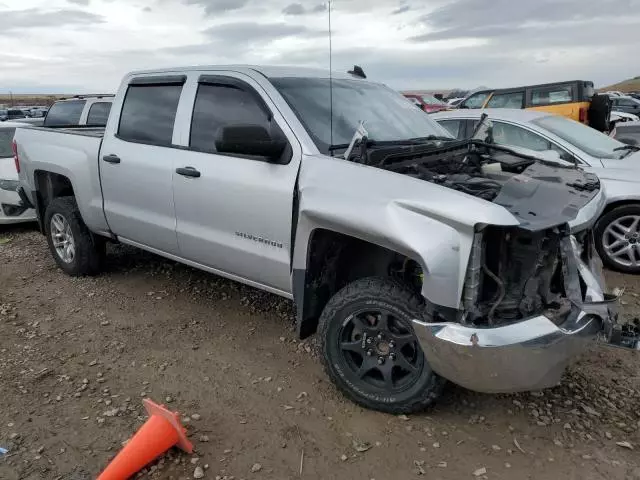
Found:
<box><xmin>44</xmin><ymin>196</ymin><xmax>105</xmax><ymax>276</ymax></box>
<box><xmin>318</xmin><ymin>277</ymin><xmax>445</xmax><ymax>414</ymax></box>
<box><xmin>595</xmin><ymin>204</ymin><xmax>640</xmax><ymax>274</ymax></box>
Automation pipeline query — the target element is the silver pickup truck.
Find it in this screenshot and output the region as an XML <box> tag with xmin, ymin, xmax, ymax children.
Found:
<box><xmin>13</xmin><ymin>66</ymin><xmax>631</xmax><ymax>413</ymax></box>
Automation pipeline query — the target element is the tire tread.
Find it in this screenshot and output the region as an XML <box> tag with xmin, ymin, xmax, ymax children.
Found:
<box><xmin>317</xmin><ymin>276</ymin><xmax>445</xmax><ymax>414</ymax></box>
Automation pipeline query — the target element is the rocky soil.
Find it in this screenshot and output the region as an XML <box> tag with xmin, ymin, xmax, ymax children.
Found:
<box><xmin>1</xmin><ymin>225</ymin><xmax>639</xmax><ymax>480</ymax></box>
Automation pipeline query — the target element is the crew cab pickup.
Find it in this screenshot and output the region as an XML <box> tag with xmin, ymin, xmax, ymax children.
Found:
<box><xmin>13</xmin><ymin>66</ymin><xmax>630</xmax><ymax>413</ymax></box>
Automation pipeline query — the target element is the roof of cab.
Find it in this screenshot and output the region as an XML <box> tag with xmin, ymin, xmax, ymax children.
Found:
<box><xmin>125</xmin><ymin>65</ymin><xmax>366</xmax><ymax>82</ymax></box>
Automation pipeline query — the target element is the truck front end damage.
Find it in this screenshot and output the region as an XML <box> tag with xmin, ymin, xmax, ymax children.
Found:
<box><xmin>413</xmin><ymin>224</ymin><xmax>625</xmax><ymax>393</ymax></box>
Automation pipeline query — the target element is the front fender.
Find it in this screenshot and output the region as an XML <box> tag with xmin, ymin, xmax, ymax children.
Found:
<box><xmin>293</xmin><ymin>155</ymin><xmax>520</xmax><ymax>310</ymax></box>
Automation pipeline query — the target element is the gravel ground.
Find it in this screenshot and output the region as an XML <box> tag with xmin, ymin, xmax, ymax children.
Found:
<box><xmin>1</xmin><ymin>225</ymin><xmax>639</xmax><ymax>480</ymax></box>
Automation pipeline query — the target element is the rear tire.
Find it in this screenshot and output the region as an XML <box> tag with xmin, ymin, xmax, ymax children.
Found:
<box><xmin>318</xmin><ymin>277</ymin><xmax>445</xmax><ymax>414</ymax></box>
<box><xmin>589</xmin><ymin>94</ymin><xmax>612</xmax><ymax>132</ymax></box>
<box><xmin>44</xmin><ymin>196</ymin><xmax>105</xmax><ymax>276</ymax></box>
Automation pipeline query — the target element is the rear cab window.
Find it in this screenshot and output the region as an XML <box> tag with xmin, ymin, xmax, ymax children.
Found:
<box><xmin>530</xmin><ymin>85</ymin><xmax>574</xmax><ymax>106</ymax></box>
<box><xmin>86</xmin><ymin>102</ymin><xmax>112</xmax><ymax>126</ymax></box>
<box><xmin>117</xmin><ymin>79</ymin><xmax>183</xmax><ymax>146</ymax></box>
<box><xmin>44</xmin><ymin>100</ymin><xmax>86</xmax><ymax>127</ymax></box>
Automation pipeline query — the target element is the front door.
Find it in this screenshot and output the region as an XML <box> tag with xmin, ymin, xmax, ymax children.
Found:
<box><xmin>100</xmin><ymin>77</ymin><xmax>185</xmax><ymax>254</ymax></box>
<box><xmin>171</xmin><ymin>72</ymin><xmax>301</xmax><ymax>293</ymax></box>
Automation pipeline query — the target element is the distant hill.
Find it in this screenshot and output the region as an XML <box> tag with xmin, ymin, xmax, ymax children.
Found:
<box><xmin>599</xmin><ymin>76</ymin><xmax>640</xmax><ymax>93</ymax></box>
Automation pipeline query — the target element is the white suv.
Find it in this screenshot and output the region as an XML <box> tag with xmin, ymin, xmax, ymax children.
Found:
<box><xmin>43</xmin><ymin>96</ymin><xmax>114</xmax><ymax>127</ymax></box>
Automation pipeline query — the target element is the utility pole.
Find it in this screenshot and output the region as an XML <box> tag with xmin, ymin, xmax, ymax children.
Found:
<box><xmin>9</xmin><ymin>91</ymin><xmax>14</xmax><ymax>107</ymax></box>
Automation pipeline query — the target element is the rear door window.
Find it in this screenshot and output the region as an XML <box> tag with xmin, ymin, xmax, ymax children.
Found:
<box><xmin>486</xmin><ymin>92</ymin><xmax>524</xmax><ymax>109</ymax></box>
<box><xmin>118</xmin><ymin>84</ymin><xmax>182</xmax><ymax>146</ymax></box>
<box><xmin>189</xmin><ymin>83</ymin><xmax>271</xmax><ymax>154</ymax></box>
<box><xmin>618</xmin><ymin>98</ymin><xmax>639</xmax><ymax>107</ymax></box>
<box><xmin>86</xmin><ymin>102</ymin><xmax>112</xmax><ymax>126</ymax></box>
<box><xmin>44</xmin><ymin>100</ymin><xmax>86</xmax><ymax>127</ymax></box>
<box><xmin>531</xmin><ymin>85</ymin><xmax>574</xmax><ymax>106</ymax></box>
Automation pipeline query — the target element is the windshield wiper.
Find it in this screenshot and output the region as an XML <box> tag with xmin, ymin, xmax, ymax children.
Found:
<box><xmin>614</xmin><ymin>144</ymin><xmax>640</xmax><ymax>152</ymax></box>
<box><xmin>614</xmin><ymin>144</ymin><xmax>640</xmax><ymax>158</ymax></box>
<box><xmin>328</xmin><ymin>143</ymin><xmax>350</xmax><ymax>151</ymax></box>
<box><xmin>409</xmin><ymin>135</ymin><xmax>455</xmax><ymax>142</ymax></box>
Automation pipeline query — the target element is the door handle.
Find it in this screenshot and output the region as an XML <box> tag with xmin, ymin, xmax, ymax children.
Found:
<box><xmin>176</xmin><ymin>167</ymin><xmax>201</xmax><ymax>178</ymax></box>
<box><xmin>103</xmin><ymin>154</ymin><xmax>121</xmax><ymax>164</ymax></box>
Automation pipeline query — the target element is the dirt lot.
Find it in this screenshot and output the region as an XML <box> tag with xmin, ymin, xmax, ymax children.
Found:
<box><xmin>1</xmin><ymin>225</ymin><xmax>639</xmax><ymax>480</ymax></box>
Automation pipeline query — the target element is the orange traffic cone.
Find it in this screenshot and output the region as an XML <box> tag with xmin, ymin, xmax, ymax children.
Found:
<box><xmin>97</xmin><ymin>398</ymin><xmax>193</xmax><ymax>480</ymax></box>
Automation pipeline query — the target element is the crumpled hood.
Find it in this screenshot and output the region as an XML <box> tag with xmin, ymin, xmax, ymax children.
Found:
<box><xmin>493</xmin><ymin>161</ymin><xmax>601</xmax><ymax>231</ymax></box>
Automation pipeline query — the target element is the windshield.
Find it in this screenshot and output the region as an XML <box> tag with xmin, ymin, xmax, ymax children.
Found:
<box><xmin>421</xmin><ymin>94</ymin><xmax>446</xmax><ymax>106</ymax></box>
<box><xmin>0</xmin><ymin>128</ymin><xmax>15</xmax><ymax>157</ymax></box>
<box><xmin>271</xmin><ymin>77</ymin><xmax>452</xmax><ymax>153</ymax></box>
<box><xmin>532</xmin><ymin>115</ymin><xmax>626</xmax><ymax>159</ymax></box>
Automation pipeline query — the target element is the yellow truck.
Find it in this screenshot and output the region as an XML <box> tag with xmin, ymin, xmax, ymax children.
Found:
<box><xmin>458</xmin><ymin>80</ymin><xmax>611</xmax><ymax>131</ymax></box>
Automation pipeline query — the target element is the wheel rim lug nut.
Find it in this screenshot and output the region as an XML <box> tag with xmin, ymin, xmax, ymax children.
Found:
<box><xmin>377</xmin><ymin>333</ymin><xmax>383</xmax><ymax>340</ymax></box>
<box><xmin>389</xmin><ymin>341</ymin><xmax>395</xmax><ymax>349</ymax></box>
<box><xmin>377</xmin><ymin>357</ymin><xmax>385</xmax><ymax>365</ymax></box>
<box><xmin>366</xmin><ymin>350</ymin><xmax>373</xmax><ymax>356</ymax></box>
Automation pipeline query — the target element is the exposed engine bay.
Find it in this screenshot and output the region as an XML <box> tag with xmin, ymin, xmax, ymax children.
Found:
<box><xmin>351</xmin><ymin>140</ymin><xmax>600</xmax><ymax>231</ymax></box>
<box><xmin>347</xmin><ymin>139</ymin><xmax>605</xmax><ymax>327</ymax></box>
<box><xmin>462</xmin><ymin>226</ymin><xmax>574</xmax><ymax>327</ymax></box>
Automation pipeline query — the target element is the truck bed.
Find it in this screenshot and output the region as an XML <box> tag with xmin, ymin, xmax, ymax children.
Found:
<box><xmin>29</xmin><ymin>126</ymin><xmax>105</xmax><ymax>138</ymax></box>
<box><xmin>14</xmin><ymin>125</ymin><xmax>109</xmax><ymax>234</ymax></box>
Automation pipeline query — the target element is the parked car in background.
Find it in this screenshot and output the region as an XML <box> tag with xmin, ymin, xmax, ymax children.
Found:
<box><xmin>457</xmin><ymin>80</ymin><xmax>611</xmax><ymax>132</ymax></box>
<box><xmin>44</xmin><ymin>95</ymin><xmax>114</xmax><ymax>127</ymax></box>
<box><xmin>1</xmin><ymin>109</ymin><xmax>28</xmax><ymax>122</ymax></box>
<box><xmin>0</xmin><ymin>122</ymin><xmax>36</xmax><ymax>224</ymax></box>
<box><xmin>610</xmin><ymin>110</ymin><xmax>640</xmax><ymax>129</ymax></box>
<box><xmin>609</xmin><ymin>95</ymin><xmax>640</xmax><ymax>116</ymax></box>
<box><xmin>605</xmin><ymin>91</ymin><xmax>625</xmax><ymax>97</ymax></box>
<box><xmin>402</xmin><ymin>92</ymin><xmax>449</xmax><ymax>113</ymax></box>
<box><xmin>13</xmin><ymin>65</ymin><xmax>623</xmax><ymax>413</ymax></box>
<box><xmin>433</xmin><ymin>108</ymin><xmax>640</xmax><ymax>274</ymax></box>
<box><xmin>29</xmin><ymin>106</ymin><xmax>48</xmax><ymax>118</ymax></box>
<box><xmin>611</xmin><ymin>121</ymin><xmax>640</xmax><ymax>145</ymax></box>
<box><xmin>447</xmin><ymin>97</ymin><xmax>464</xmax><ymax>107</ymax></box>
<box><xmin>18</xmin><ymin>117</ymin><xmax>46</xmax><ymax>127</ymax></box>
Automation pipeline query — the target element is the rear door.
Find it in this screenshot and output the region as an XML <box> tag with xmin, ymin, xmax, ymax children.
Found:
<box><xmin>99</xmin><ymin>76</ymin><xmax>185</xmax><ymax>254</ymax></box>
<box><xmin>170</xmin><ymin>71</ymin><xmax>302</xmax><ymax>293</ymax></box>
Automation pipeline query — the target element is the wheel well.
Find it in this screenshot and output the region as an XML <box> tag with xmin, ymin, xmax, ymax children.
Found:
<box><xmin>33</xmin><ymin>171</ymin><xmax>75</xmax><ymax>232</ymax></box>
<box><xmin>601</xmin><ymin>199</ymin><xmax>640</xmax><ymax>217</ymax></box>
<box><xmin>296</xmin><ymin>229</ymin><xmax>422</xmax><ymax>339</ymax></box>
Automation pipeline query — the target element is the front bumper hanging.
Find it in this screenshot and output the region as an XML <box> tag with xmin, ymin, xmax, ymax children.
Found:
<box><xmin>412</xmin><ymin>236</ymin><xmax>630</xmax><ymax>394</ymax></box>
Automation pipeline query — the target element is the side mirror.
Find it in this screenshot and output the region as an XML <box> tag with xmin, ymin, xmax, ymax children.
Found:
<box><xmin>618</xmin><ymin>137</ymin><xmax>639</xmax><ymax>146</ymax></box>
<box><xmin>215</xmin><ymin>124</ymin><xmax>288</xmax><ymax>161</ymax></box>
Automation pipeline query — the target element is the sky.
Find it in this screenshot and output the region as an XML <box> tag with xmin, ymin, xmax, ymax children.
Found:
<box><xmin>1</xmin><ymin>0</ymin><xmax>640</xmax><ymax>94</ymax></box>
